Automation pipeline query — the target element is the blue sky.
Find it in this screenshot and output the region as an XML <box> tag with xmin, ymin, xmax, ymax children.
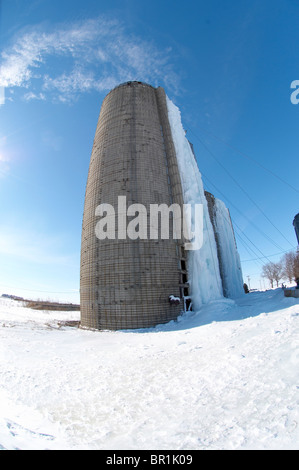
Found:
<box><xmin>0</xmin><ymin>0</ymin><xmax>298</xmax><ymax>301</ymax></box>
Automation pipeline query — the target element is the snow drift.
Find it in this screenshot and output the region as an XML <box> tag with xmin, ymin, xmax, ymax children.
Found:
<box><xmin>0</xmin><ymin>289</ymin><xmax>299</xmax><ymax>450</ymax></box>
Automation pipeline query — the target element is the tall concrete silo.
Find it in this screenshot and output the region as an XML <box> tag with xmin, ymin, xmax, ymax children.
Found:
<box><xmin>80</xmin><ymin>81</ymin><xmax>188</xmax><ymax>330</ymax></box>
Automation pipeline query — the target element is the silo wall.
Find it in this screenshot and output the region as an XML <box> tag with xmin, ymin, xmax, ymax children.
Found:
<box><xmin>80</xmin><ymin>82</ymin><xmax>187</xmax><ymax>330</ymax></box>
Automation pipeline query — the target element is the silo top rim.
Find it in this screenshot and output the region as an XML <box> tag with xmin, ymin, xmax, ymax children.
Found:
<box><xmin>116</xmin><ymin>80</ymin><xmax>156</xmax><ymax>89</ymax></box>
<box><xmin>106</xmin><ymin>81</ymin><xmax>160</xmax><ymax>97</ymax></box>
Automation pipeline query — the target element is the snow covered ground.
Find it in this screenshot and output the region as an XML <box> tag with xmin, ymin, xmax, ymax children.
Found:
<box><xmin>0</xmin><ymin>288</ymin><xmax>299</xmax><ymax>450</ymax></box>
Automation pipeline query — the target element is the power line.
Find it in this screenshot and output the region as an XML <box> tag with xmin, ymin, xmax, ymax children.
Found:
<box><xmin>201</xmin><ymin>167</ymin><xmax>296</xmax><ymax>265</ymax></box>
<box><xmin>233</xmin><ymin>220</ymin><xmax>273</xmax><ymax>264</ymax></box>
<box><xmin>0</xmin><ymin>283</ymin><xmax>79</xmax><ymax>294</ymax></box>
<box><xmin>200</xmin><ymin>169</ymin><xmax>287</xmax><ymax>252</ymax></box>
<box><xmin>202</xmin><ymin>177</ymin><xmax>267</xmax><ymax>262</ymax></box>
<box><xmin>241</xmin><ymin>248</ymin><xmax>296</xmax><ymax>263</ymax></box>
<box><xmin>203</xmin><ymin>177</ymin><xmax>296</xmax><ymax>276</ymax></box>
<box><xmin>191</xmin><ymin>124</ymin><xmax>299</xmax><ymax>195</ymax></box>
<box><xmin>187</xmin><ymin>127</ymin><xmax>294</xmax><ymax>249</ymax></box>
<box><xmin>234</xmin><ymin>231</ymin><xmax>266</xmax><ymax>270</ymax></box>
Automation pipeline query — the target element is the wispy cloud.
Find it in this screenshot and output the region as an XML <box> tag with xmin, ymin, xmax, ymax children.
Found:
<box><xmin>0</xmin><ymin>16</ymin><xmax>180</xmax><ymax>102</ymax></box>
<box><xmin>23</xmin><ymin>91</ymin><xmax>46</xmax><ymax>101</ymax></box>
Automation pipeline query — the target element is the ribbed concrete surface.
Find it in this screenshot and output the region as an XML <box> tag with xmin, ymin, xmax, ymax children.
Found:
<box><xmin>80</xmin><ymin>82</ymin><xmax>187</xmax><ymax>330</ymax></box>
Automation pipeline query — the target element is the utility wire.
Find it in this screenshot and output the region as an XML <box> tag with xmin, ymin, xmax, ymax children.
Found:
<box><xmin>0</xmin><ymin>283</ymin><xmax>79</xmax><ymax>294</ymax></box>
<box><xmin>191</xmin><ymin>124</ymin><xmax>299</xmax><ymax>195</ymax></box>
<box><xmin>234</xmin><ymin>232</ymin><xmax>266</xmax><ymax>270</ymax></box>
<box><xmin>202</xmin><ymin>170</ymin><xmax>296</xmax><ymax>263</ymax></box>
<box><xmin>187</xmin><ymin>127</ymin><xmax>294</xmax><ymax>249</ymax></box>
<box><xmin>200</xmin><ymin>169</ymin><xmax>287</xmax><ymax>252</ymax></box>
<box><xmin>241</xmin><ymin>248</ymin><xmax>294</xmax><ymax>262</ymax></box>
<box><xmin>233</xmin><ymin>220</ymin><xmax>274</xmax><ymax>265</ymax></box>
<box><xmin>203</xmin><ymin>177</ymin><xmax>270</xmax><ymax>263</ymax></box>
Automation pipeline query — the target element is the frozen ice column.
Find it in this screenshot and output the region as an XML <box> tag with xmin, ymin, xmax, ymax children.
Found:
<box><xmin>166</xmin><ymin>96</ymin><xmax>223</xmax><ymax>311</ymax></box>
<box><xmin>205</xmin><ymin>192</ymin><xmax>244</xmax><ymax>298</ymax></box>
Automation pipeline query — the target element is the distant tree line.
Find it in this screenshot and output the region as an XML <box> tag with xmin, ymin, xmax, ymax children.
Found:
<box><xmin>261</xmin><ymin>250</ymin><xmax>299</xmax><ymax>288</ymax></box>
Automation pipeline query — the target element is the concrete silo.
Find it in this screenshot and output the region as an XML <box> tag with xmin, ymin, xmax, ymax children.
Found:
<box><xmin>80</xmin><ymin>81</ymin><xmax>189</xmax><ymax>330</ymax></box>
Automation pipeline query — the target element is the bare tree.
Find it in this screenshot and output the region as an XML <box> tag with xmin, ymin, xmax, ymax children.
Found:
<box><xmin>294</xmin><ymin>250</ymin><xmax>299</xmax><ymax>281</ymax></box>
<box><xmin>272</xmin><ymin>261</ymin><xmax>284</xmax><ymax>287</ymax></box>
<box><xmin>262</xmin><ymin>262</ymin><xmax>274</xmax><ymax>288</ymax></box>
<box><xmin>262</xmin><ymin>261</ymin><xmax>283</xmax><ymax>288</ymax></box>
<box><xmin>281</xmin><ymin>250</ymin><xmax>299</xmax><ymax>284</ymax></box>
<box><xmin>282</xmin><ymin>251</ymin><xmax>296</xmax><ymax>284</ymax></box>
